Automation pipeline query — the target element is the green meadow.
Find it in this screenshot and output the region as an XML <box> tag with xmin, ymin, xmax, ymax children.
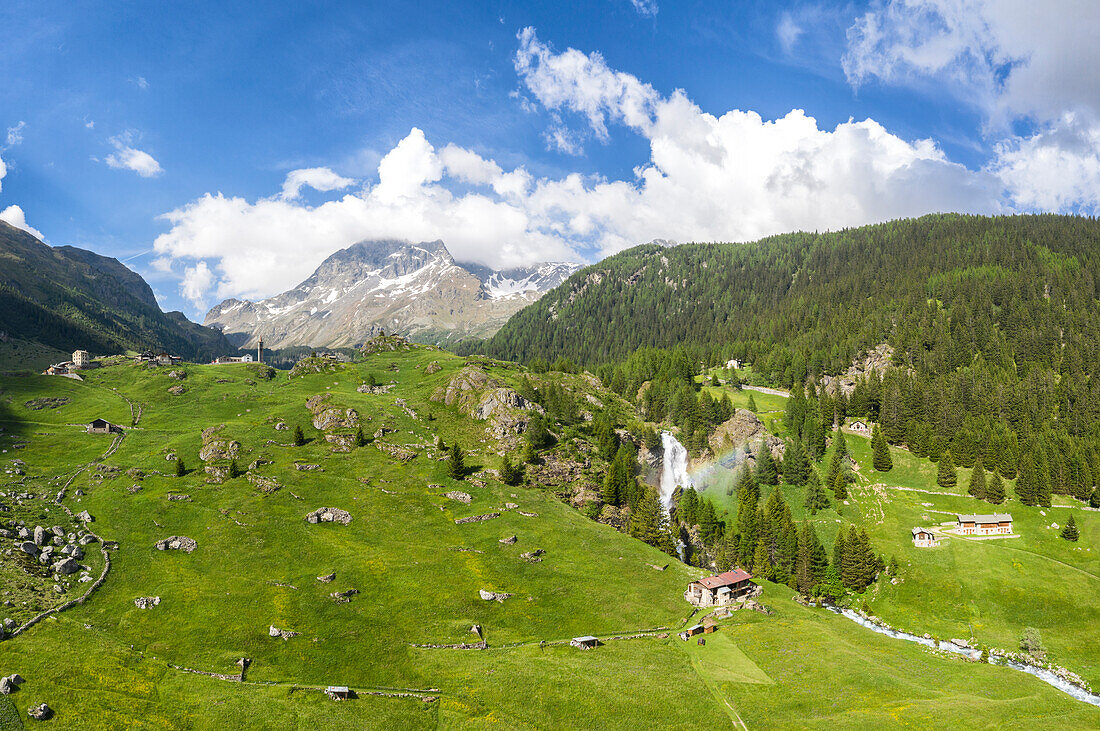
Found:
<box><xmin>0</xmin><ymin>349</ymin><xmax>1098</xmax><ymax>727</ymax></box>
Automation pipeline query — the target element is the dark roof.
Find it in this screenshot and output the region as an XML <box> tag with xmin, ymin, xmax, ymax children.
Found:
<box><xmin>695</xmin><ymin>569</ymin><xmax>753</xmax><ymax>589</ymax></box>
<box><xmin>957</xmin><ymin>513</ymin><xmax>1012</xmax><ymax>523</ymax></box>
<box><xmin>90</xmin><ymin>418</ymin><xmax>112</xmax><ymax>426</ymax></box>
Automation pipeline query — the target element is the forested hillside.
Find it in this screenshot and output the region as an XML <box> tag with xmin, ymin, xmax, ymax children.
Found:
<box><xmin>480</xmin><ymin>214</ymin><xmax>1100</xmax><ymax>507</ymax></box>
<box><xmin>0</xmin><ymin>221</ymin><xmax>233</xmax><ymax>362</ymax></box>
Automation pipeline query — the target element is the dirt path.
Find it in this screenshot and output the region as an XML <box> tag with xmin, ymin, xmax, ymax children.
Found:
<box><xmin>742</xmin><ymin>385</ymin><xmax>790</xmax><ymax>398</ymax></box>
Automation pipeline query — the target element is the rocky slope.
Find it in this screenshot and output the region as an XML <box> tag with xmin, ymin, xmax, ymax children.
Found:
<box><xmin>204</xmin><ymin>239</ymin><xmax>579</xmax><ymax>349</ymax></box>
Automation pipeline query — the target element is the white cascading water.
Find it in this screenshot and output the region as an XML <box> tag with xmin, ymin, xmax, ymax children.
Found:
<box><xmin>660</xmin><ymin>431</ymin><xmax>693</xmax><ymax>512</ymax></box>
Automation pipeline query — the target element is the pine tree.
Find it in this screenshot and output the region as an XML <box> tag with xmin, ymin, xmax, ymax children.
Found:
<box><xmin>937</xmin><ymin>450</ymin><xmax>958</xmax><ymax>490</ymax></box>
<box><xmin>1061</xmin><ymin>515</ymin><xmax>1080</xmax><ymax>542</ymax></box>
<box><xmin>804</xmin><ymin>469</ymin><xmax>830</xmax><ymax>513</ymax></box>
<box><xmin>1091</xmin><ymin>486</ymin><xmax>1100</xmax><ymax>509</ymax></box>
<box><xmin>752</xmin><ymin>537</ymin><xmax>771</xmax><ymax>578</ymax></box>
<box><xmin>783</xmin><ymin>438</ymin><xmax>811</xmax><ymax>486</ymax></box>
<box><xmin>831</xmin><ymin>469</ymin><xmax>848</xmax><ymax>501</ymax></box>
<box><xmin>175</xmin><ymin>458</ymin><xmax>185</xmax><ymax>477</ymax></box>
<box><xmin>355</xmin><ymin>426</ymin><xmax>367</xmax><ymax>447</ymax></box>
<box><xmin>526</xmin><ymin>414</ymin><xmax>554</xmax><ymax>450</ymax></box>
<box><xmin>229</xmin><ymin>459</ymin><xmax>242</xmax><ymax>478</ymax></box>
<box><xmin>968</xmin><ymin>457</ymin><xmax>987</xmax><ymax>500</ymax></box>
<box><xmin>747</xmin><ymin>393</ymin><xmax>758</xmax><ymax>412</ymax></box>
<box><xmin>500</xmin><ymin>455</ymin><xmax>522</xmax><ymax>486</ymax></box>
<box><xmin>521</xmin><ymin>440</ymin><xmax>539</xmax><ymax>465</ymax></box>
<box><xmin>986</xmin><ymin>469</ymin><xmax>1007</xmax><ymax>504</ymax></box>
<box><xmin>447</xmin><ymin>443</ymin><xmax>465</xmax><ymax>480</ymax></box>
<box><xmin>833</xmin><ymin>428</ymin><xmax>849</xmax><ymax>459</ymax></box>
<box><xmin>756</xmin><ymin>447</ymin><xmax>779</xmax><ymax>486</ymax></box>
<box><xmin>292</xmin><ymin>425</ymin><xmax>305</xmax><ymax>446</ymax></box>
<box><xmin>832</xmin><ymin>528</ymin><xmax>846</xmax><ymax>571</ymax></box>
<box><xmin>795</xmin><ymin>521</ymin><xmax>828</xmax><ymax>595</ymax></box>
<box><xmin>871</xmin><ymin>425</ymin><xmax>893</xmax><ymax>472</ymax></box>
<box><xmin>736</xmin><ymin>470</ymin><xmax>760</xmax><ymax>567</ymax></box>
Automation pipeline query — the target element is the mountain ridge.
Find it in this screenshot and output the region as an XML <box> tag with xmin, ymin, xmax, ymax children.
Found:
<box><xmin>0</xmin><ymin>220</ymin><xmax>234</xmax><ymax>362</ymax></box>
<box><xmin>204</xmin><ymin>238</ymin><xmax>580</xmax><ymax>349</ymax></box>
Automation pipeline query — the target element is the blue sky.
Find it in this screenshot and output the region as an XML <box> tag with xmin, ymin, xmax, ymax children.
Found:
<box><xmin>1</xmin><ymin>1</ymin><xmax>1098</xmax><ymax>319</ymax></box>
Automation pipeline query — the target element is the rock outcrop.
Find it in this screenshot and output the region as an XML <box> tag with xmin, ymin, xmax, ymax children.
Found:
<box><xmin>199</xmin><ymin>425</ymin><xmax>241</xmax><ymax>462</ymax></box>
<box><xmin>305</xmin><ymin>507</ymin><xmax>352</xmax><ymax>525</ymax></box>
<box><xmin>155</xmin><ymin>536</ymin><xmax>197</xmax><ymax>553</ymax></box>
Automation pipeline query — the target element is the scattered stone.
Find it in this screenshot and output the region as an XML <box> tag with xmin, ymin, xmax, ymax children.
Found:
<box><xmin>78</xmin><ymin>534</ymin><xmax>98</xmax><ymax>545</ymax></box>
<box><xmin>374</xmin><ymin>442</ymin><xmax>417</xmax><ymax>462</ymax></box>
<box><xmin>305</xmin><ymin>394</ymin><xmax>360</xmax><ymax>431</ymax></box>
<box><xmin>478</xmin><ymin>590</ymin><xmax>512</xmax><ymax>602</ymax></box>
<box><xmin>76</xmin><ymin>510</ymin><xmax>93</xmax><ymax>523</ymax></box>
<box><xmin>7</xmin><ymin>675</ymin><xmax>22</xmax><ymax>686</ymax></box>
<box><xmin>167</xmin><ymin>384</ymin><xmax>186</xmax><ymax>396</ymax></box>
<box><xmin>517</xmin><ymin>511</ymin><xmax>538</xmax><ymax>518</ymax></box>
<box><xmin>50</xmin><ymin>526</ymin><xmax>63</xmax><ymax>537</ymax></box>
<box><xmin>134</xmin><ymin>596</ymin><xmax>161</xmax><ymax>609</ymax></box>
<box><xmin>424</xmin><ymin>362</ymin><xmax>441</xmax><ymax>374</ymax></box>
<box><xmin>305</xmin><ymin>507</ymin><xmax>352</xmax><ymax>525</ymax></box>
<box><xmin>520</xmin><ymin>549</ymin><xmax>545</xmax><ymax>563</ymax></box>
<box><xmin>444</xmin><ymin>491</ymin><xmax>472</xmax><ymax>504</ymax></box>
<box><xmin>0</xmin><ymin>678</ymin><xmax>11</xmax><ymax>694</ymax></box>
<box><xmin>248</xmin><ymin>459</ymin><xmax>273</xmax><ymax>470</ymax></box>
<box><xmin>294</xmin><ymin>463</ymin><xmax>323</xmax><ymax>472</ymax></box>
<box><xmin>18</xmin><ymin>541</ymin><xmax>39</xmax><ymax>556</ymax></box>
<box><xmin>33</xmin><ymin>526</ymin><xmax>46</xmax><ymax>546</ymax></box>
<box><xmin>247</xmin><ymin>473</ymin><xmax>282</xmax><ymax>494</ymax></box>
<box><xmin>324</xmin><ymin>433</ymin><xmax>356</xmax><ymax>453</ymax></box>
<box><xmin>53</xmin><ymin>557</ymin><xmax>80</xmax><ymax>575</ymax></box>
<box><xmin>268</xmin><ymin>625</ymin><xmax>299</xmax><ymax>640</ymax></box>
<box><xmin>499</xmin><ymin>535</ymin><xmax>517</xmax><ymax>545</ymax></box>
<box><xmin>455</xmin><ymin>512</ymin><xmax>500</xmax><ymax>525</ymax></box>
<box><xmin>155</xmin><ymin>536</ymin><xmax>197</xmax><ymax>553</ymax></box>
<box><xmin>317</xmin><ymin>573</ymin><xmax>336</xmax><ymax>583</ymax></box>
<box><xmin>127</xmin><ymin>484</ymin><xmax>143</xmax><ymax>494</ymax></box>
<box><xmin>24</xmin><ymin>397</ymin><xmax>70</xmax><ymax>410</ymax></box>
<box><xmin>167</xmin><ymin>370</ymin><xmax>186</xmax><ymax>380</ymax></box>
<box><xmin>274</xmin><ymin>422</ymin><xmax>289</xmax><ymax>431</ymax></box>
<box><xmin>167</xmin><ymin>493</ymin><xmax>191</xmax><ymax>502</ymax></box>
<box><xmin>28</xmin><ymin>702</ymin><xmax>52</xmax><ymax>720</ymax></box>
<box><xmin>504</xmin><ymin>502</ymin><xmax>518</xmax><ymax>510</ymax></box>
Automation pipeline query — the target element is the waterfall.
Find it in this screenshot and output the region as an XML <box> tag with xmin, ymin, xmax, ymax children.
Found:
<box><xmin>660</xmin><ymin>431</ymin><xmax>693</xmax><ymax>512</ymax></box>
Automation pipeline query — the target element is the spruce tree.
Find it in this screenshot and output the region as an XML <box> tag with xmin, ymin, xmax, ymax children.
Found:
<box><xmin>526</xmin><ymin>414</ymin><xmax>554</xmax><ymax>450</ymax></box>
<box><xmin>447</xmin><ymin>443</ymin><xmax>465</xmax><ymax>480</ymax></box>
<box><xmin>757</xmin><ymin>447</ymin><xmax>779</xmax><ymax>486</ymax></box>
<box><xmin>736</xmin><ymin>470</ymin><xmax>760</xmax><ymax>567</ymax></box>
<box><xmin>752</xmin><ymin>537</ymin><xmax>771</xmax><ymax>578</ymax></box>
<box><xmin>937</xmin><ymin>450</ymin><xmax>958</xmax><ymax>490</ymax></box>
<box><xmin>871</xmin><ymin>425</ymin><xmax>893</xmax><ymax>472</ymax></box>
<box><xmin>500</xmin><ymin>455</ymin><xmax>522</xmax><ymax>486</ymax></box>
<box><xmin>229</xmin><ymin>459</ymin><xmax>241</xmax><ymax>479</ymax></box>
<box><xmin>747</xmin><ymin>393</ymin><xmax>758</xmax><ymax>412</ymax></box>
<box><xmin>831</xmin><ymin>469</ymin><xmax>848</xmax><ymax>501</ymax></box>
<box><xmin>986</xmin><ymin>469</ymin><xmax>1007</xmax><ymax>504</ymax></box>
<box><xmin>968</xmin><ymin>458</ymin><xmax>987</xmax><ymax>500</ymax></box>
<box><xmin>784</xmin><ymin>439</ymin><xmax>811</xmax><ymax>486</ymax></box>
<box><xmin>804</xmin><ymin>469</ymin><xmax>830</xmax><ymax>513</ymax></box>
<box><xmin>1091</xmin><ymin>486</ymin><xmax>1100</xmax><ymax>509</ymax></box>
<box><xmin>1061</xmin><ymin>515</ymin><xmax>1080</xmax><ymax>542</ymax></box>
<box><xmin>521</xmin><ymin>440</ymin><xmax>539</xmax><ymax>465</ymax></box>
<box><xmin>355</xmin><ymin>426</ymin><xmax>367</xmax><ymax>447</ymax></box>
<box><xmin>292</xmin><ymin>425</ymin><xmax>305</xmax><ymax>446</ymax></box>
<box><xmin>832</xmin><ymin>528</ymin><xmax>846</xmax><ymax>573</ymax></box>
<box><xmin>175</xmin><ymin>458</ymin><xmax>186</xmax><ymax>477</ymax></box>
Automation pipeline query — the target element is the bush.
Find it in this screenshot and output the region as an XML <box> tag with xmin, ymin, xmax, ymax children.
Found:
<box><xmin>500</xmin><ymin>455</ymin><xmax>523</xmax><ymax>486</ymax></box>
<box><xmin>175</xmin><ymin>458</ymin><xmax>185</xmax><ymax>477</ymax></box>
<box><xmin>447</xmin><ymin>443</ymin><xmax>466</xmax><ymax>480</ymax></box>
<box><xmin>229</xmin><ymin>459</ymin><xmax>242</xmax><ymax>478</ymax></box>
<box><xmin>293</xmin><ymin>425</ymin><xmax>305</xmax><ymax>446</ymax></box>
<box><xmin>1019</xmin><ymin>627</ymin><xmax>1046</xmax><ymax>660</ymax></box>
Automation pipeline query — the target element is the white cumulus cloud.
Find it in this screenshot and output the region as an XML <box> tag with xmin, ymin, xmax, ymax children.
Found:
<box><xmin>844</xmin><ymin>0</ymin><xmax>1100</xmax><ymax>213</ymax></box>
<box><xmin>279</xmin><ymin>167</ymin><xmax>355</xmax><ymax>200</ymax></box>
<box><xmin>6</xmin><ymin>122</ymin><xmax>25</xmax><ymax>148</ymax></box>
<box><xmin>0</xmin><ymin>204</ymin><xmax>44</xmax><ymax>240</ymax></box>
<box><xmin>154</xmin><ymin>28</ymin><xmax>1010</xmax><ymax>312</ymax></box>
<box><xmin>630</xmin><ymin>0</ymin><xmax>658</xmax><ymax>18</ymax></box>
<box><xmin>106</xmin><ymin>134</ymin><xmax>163</xmax><ymax>178</ymax></box>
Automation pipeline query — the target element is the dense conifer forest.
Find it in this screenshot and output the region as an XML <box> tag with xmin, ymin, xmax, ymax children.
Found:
<box><xmin>475</xmin><ymin>215</ymin><xmax>1100</xmax><ymax>512</ymax></box>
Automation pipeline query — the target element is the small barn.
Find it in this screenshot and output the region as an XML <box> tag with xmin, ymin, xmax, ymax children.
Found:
<box><xmin>571</xmin><ymin>636</ymin><xmax>600</xmax><ymax>650</ymax></box>
<box><xmin>325</xmin><ymin>686</ymin><xmax>353</xmax><ymax>700</ymax></box>
<box><xmin>685</xmin><ymin>624</ymin><xmax>705</xmax><ymax>637</ymax></box>
<box><xmin>685</xmin><ymin>569</ymin><xmax>755</xmax><ymax>607</ymax></box>
<box><xmin>702</xmin><ymin>617</ymin><xmax>718</xmax><ymax>634</ymax></box>
<box><xmin>912</xmin><ymin>527</ymin><xmax>940</xmax><ymax>548</ymax></box>
<box><xmin>87</xmin><ymin>418</ymin><xmax>120</xmax><ymax>435</ymax></box>
<box><xmin>849</xmin><ymin>420</ymin><xmax>871</xmax><ymax>435</ymax></box>
<box><xmin>956</xmin><ymin>513</ymin><xmax>1013</xmax><ymax>536</ymax></box>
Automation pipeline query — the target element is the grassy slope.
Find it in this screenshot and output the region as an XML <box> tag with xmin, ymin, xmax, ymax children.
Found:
<box><xmin>0</xmin><ymin>353</ymin><xmax>1098</xmax><ymax>728</ymax></box>
<box><xmin>699</xmin><ymin>380</ymin><xmax>1100</xmax><ymax>690</ymax></box>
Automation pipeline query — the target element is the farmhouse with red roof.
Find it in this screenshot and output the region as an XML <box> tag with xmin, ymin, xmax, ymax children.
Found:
<box><xmin>684</xmin><ymin>569</ymin><xmax>755</xmax><ymax>607</ymax></box>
